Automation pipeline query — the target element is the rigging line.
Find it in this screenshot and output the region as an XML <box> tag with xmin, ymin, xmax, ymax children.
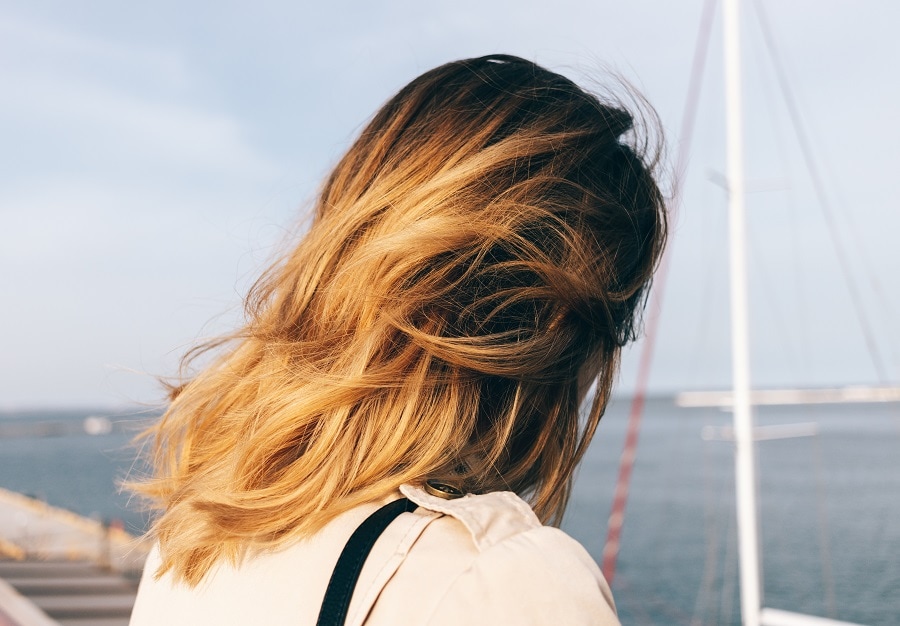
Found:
<box><xmin>829</xmin><ymin>189</ymin><xmax>900</xmax><ymax>377</ymax></box>
<box><xmin>720</xmin><ymin>495</ymin><xmax>738</xmax><ymax>626</ymax></box>
<box><xmin>686</xmin><ymin>186</ymin><xmax>724</xmax><ymax>389</ymax></box>
<box><xmin>811</xmin><ymin>432</ymin><xmax>837</xmax><ymax>618</ymax></box>
<box><xmin>691</xmin><ymin>438</ymin><xmax>725</xmax><ymax>626</ymax></box>
<box><xmin>600</xmin><ymin>0</ymin><xmax>717</xmax><ymax>585</ymax></box>
<box><xmin>745</xmin><ymin>207</ymin><xmax>799</xmax><ymax>372</ymax></box>
<box><xmin>748</xmin><ymin>18</ymin><xmax>810</xmax><ymax>374</ymax></box>
<box><xmin>751</xmin><ymin>0</ymin><xmax>890</xmax><ymax>384</ymax></box>
<box><xmin>817</xmin><ymin>157</ymin><xmax>900</xmax><ymax>378</ymax></box>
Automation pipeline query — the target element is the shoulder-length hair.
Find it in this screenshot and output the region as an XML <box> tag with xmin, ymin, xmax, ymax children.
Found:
<box><xmin>133</xmin><ymin>54</ymin><xmax>667</xmax><ymax>585</ymax></box>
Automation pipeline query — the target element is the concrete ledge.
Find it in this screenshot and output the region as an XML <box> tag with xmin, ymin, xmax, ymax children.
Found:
<box><xmin>0</xmin><ymin>577</ymin><xmax>58</xmax><ymax>626</ymax></box>
<box><xmin>0</xmin><ymin>488</ymin><xmax>149</xmax><ymax>574</ymax></box>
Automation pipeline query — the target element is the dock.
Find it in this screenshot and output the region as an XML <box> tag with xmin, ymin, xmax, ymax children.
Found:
<box><xmin>0</xmin><ymin>487</ymin><xmax>150</xmax><ymax>626</ymax></box>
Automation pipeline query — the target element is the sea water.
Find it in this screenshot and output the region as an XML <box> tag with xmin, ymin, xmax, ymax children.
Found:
<box><xmin>0</xmin><ymin>398</ymin><xmax>897</xmax><ymax>625</ymax></box>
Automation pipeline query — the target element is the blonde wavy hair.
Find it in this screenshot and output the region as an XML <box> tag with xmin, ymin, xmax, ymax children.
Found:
<box><xmin>133</xmin><ymin>54</ymin><xmax>667</xmax><ymax>585</ymax></box>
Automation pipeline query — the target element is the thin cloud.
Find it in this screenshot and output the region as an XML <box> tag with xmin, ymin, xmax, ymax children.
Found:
<box><xmin>0</xmin><ymin>13</ymin><xmax>281</xmax><ymax>180</ymax></box>
<box><xmin>0</xmin><ymin>13</ymin><xmax>188</xmax><ymax>87</ymax></box>
<box><xmin>2</xmin><ymin>71</ymin><xmax>280</xmax><ymax>178</ymax></box>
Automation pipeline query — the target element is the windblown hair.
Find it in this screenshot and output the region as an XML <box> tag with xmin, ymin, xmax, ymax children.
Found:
<box><xmin>133</xmin><ymin>54</ymin><xmax>667</xmax><ymax>585</ymax></box>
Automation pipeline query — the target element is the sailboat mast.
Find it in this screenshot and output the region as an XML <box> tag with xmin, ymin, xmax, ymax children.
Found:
<box><xmin>723</xmin><ymin>0</ymin><xmax>762</xmax><ymax>624</ymax></box>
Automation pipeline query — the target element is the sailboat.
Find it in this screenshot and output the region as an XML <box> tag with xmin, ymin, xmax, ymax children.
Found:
<box><xmin>601</xmin><ymin>1</ymin><xmax>883</xmax><ymax>624</ymax></box>
<box><xmin>720</xmin><ymin>0</ymin><xmax>881</xmax><ymax>623</ymax></box>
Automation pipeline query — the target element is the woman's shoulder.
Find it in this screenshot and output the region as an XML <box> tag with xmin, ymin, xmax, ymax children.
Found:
<box><xmin>368</xmin><ymin>485</ymin><xmax>620</xmax><ymax>626</ymax></box>
<box><xmin>130</xmin><ymin>486</ymin><xmax>620</xmax><ymax>626</ymax></box>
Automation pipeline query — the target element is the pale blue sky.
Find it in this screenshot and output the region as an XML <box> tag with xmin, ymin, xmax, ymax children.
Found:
<box><xmin>2</xmin><ymin>1</ymin><xmax>898</xmax><ymax>408</ymax></box>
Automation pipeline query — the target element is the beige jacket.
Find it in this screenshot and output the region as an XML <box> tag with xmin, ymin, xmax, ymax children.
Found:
<box><xmin>129</xmin><ymin>484</ymin><xmax>620</xmax><ymax>625</ymax></box>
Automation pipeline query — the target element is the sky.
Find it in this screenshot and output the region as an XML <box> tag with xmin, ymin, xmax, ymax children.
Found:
<box><xmin>1</xmin><ymin>0</ymin><xmax>898</xmax><ymax>409</ymax></box>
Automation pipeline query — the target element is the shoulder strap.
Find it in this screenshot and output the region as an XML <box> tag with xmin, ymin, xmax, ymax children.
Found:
<box><xmin>315</xmin><ymin>497</ymin><xmax>417</xmax><ymax>626</ymax></box>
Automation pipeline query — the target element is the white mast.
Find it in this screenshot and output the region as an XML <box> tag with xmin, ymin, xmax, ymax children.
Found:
<box><xmin>722</xmin><ymin>3</ymin><xmax>867</xmax><ymax>625</ymax></box>
<box><xmin>722</xmin><ymin>0</ymin><xmax>762</xmax><ymax>625</ymax></box>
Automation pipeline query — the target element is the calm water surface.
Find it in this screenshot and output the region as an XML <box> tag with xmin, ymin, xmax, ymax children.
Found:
<box><xmin>1</xmin><ymin>398</ymin><xmax>897</xmax><ymax>625</ymax></box>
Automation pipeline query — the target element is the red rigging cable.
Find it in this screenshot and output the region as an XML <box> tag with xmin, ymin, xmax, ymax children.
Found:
<box><xmin>601</xmin><ymin>0</ymin><xmax>717</xmax><ymax>585</ymax></box>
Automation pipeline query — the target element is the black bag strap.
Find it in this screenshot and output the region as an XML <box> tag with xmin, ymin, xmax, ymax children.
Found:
<box><xmin>315</xmin><ymin>497</ymin><xmax>417</xmax><ymax>626</ymax></box>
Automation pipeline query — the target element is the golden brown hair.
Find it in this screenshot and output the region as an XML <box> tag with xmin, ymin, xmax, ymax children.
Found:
<box><xmin>133</xmin><ymin>54</ymin><xmax>667</xmax><ymax>585</ymax></box>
